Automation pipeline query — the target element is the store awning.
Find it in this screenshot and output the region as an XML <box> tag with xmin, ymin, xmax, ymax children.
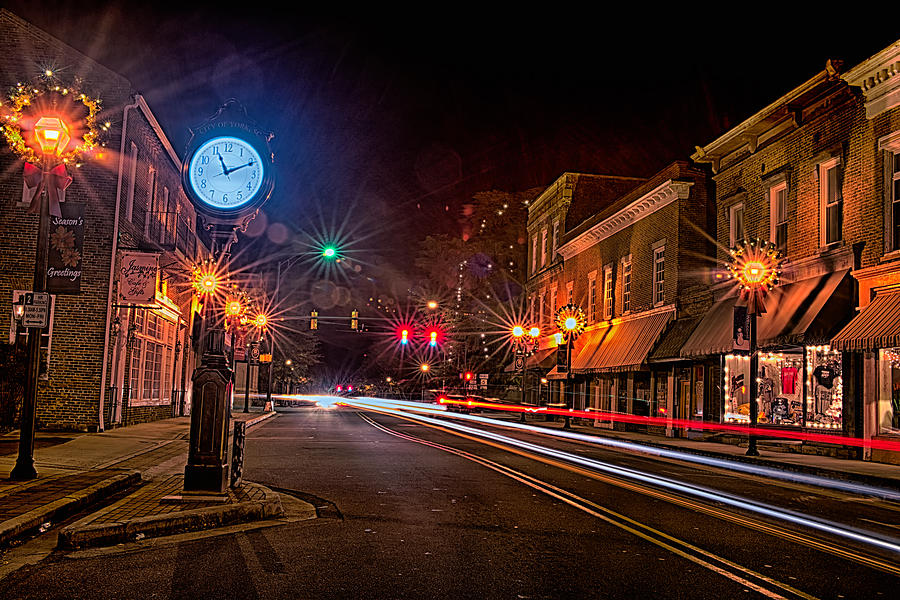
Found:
<box><xmin>831</xmin><ymin>289</ymin><xmax>900</xmax><ymax>351</ymax></box>
<box><xmin>681</xmin><ymin>270</ymin><xmax>851</xmax><ymax>357</ymax></box>
<box><xmin>546</xmin><ymin>366</ymin><xmax>567</xmax><ymax>380</ymax></box>
<box><xmin>570</xmin><ymin>309</ymin><xmax>674</xmax><ymax>373</ymax></box>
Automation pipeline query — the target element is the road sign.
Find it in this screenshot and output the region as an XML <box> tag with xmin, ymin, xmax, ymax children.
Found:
<box><xmin>22</xmin><ymin>292</ymin><xmax>50</xmax><ymax>328</ymax></box>
<box><xmin>259</xmin><ymin>353</ymin><xmax>272</xmax><ymax>363</ymax></box>
<box><xmin>248</xmin><ymin>342</ymin><xmax>260</xmax><ymax>365</ymax></box>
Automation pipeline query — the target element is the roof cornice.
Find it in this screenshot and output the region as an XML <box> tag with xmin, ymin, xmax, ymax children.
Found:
<box><xmin>691</xmin><ymin>64</ymin><xmax>841</xmax><ymax>172</ymax></box>
<box><xmin>843</xmin><ymin>39</ymin><xmax>900</xmax><ymax>119</ymax></box>
<box><xmin>557</xmin><ymin>179</ymin><xmax>693</xmax><ymax>260</ymax></box>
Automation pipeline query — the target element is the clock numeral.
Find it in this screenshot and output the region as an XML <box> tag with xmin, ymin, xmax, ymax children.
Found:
<box><xmin>200</xmin><ymin>179</ymin><xmax>206</xmax><ymax>189</ymax></box>
<box><xmin>201</xmin><ymin>155</ymin><xmax>210</xmax><ymax>165</ymax></box>
<box><xmin>237</xmin><ymin>191</ymin><xmax>243</xmax><ymax>201</ymax></box>
<box><xmin>247</xmin><ymin>181</ymin><xmax>253</xmax><ymax>191</ymax></box>
<box><xmin>223</xmin><ymin>194</ymin><xmax>229</xmax><ymax>203</ymax></box>
<box><xmin>239</xmin><ymin>147</ymin><xmax>243</xmax><ymax>157</ymax></box>
<box><xmin>209</xmin><ymin>190</ymin><xmax>215</xmax><ymax>199</ymax></box>
<box><xmin>224</xmin><ymin>142</ymin><xmax>233</xmax><ymax>152</ymax></box>
<box><xmin>197</xmin><ymin>167</ymin><xmax>203</xmax><ymax>176</ymax></box>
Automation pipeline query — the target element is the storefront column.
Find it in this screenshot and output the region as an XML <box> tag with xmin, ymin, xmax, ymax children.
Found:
<box><xmin>666</xmin><ymin>367</ymin><xmax>675</xmax><ymax>437</ymax></box>
<box><xmin>862</xmin><ymin>353</ymin><xmax>877</xmax><ymax>461</ymax></box>
<box><xmin>626</xmin><ymin>374</ymin><xmax>634</xmax><ymax>416</ymax></box>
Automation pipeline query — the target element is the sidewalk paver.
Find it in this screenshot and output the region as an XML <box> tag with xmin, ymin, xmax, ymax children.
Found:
<box><xmin>1</xmin><ymin>408</ymin><xmax>308</xmax><ymax>550</ymax></box>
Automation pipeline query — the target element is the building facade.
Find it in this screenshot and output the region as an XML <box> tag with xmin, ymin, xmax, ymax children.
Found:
<box><xmin>688</xmin><ymin>59</ymin><xmax>874</xmax><ymax>456</ymax></box>
<box><xmin>0</xmin><ymin>9</ymin><xmax>206</xmax><ymax>431</ymax></box>
<box><xmin>831</xmin><ymin>41</ymin><xmax>900</xmax><ymax>464</ymax></box>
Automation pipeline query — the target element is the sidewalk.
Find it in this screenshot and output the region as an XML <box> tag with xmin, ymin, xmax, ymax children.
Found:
<box><xmin>505</xmin><ymin>412</ymin><xmax>900</xmax><ymax>494</ymax></box>
<box><xmin>0</xmin><ymin>408</ymin><xmax>311</xmax><ymax>550</ymax></box>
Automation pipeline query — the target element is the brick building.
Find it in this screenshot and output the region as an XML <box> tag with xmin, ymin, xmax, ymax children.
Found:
<box><xmin>831</xmin><ymin>40</ymin><xmax>900</xmax><ymax>464</ymax></box>
<box><xmin>0</xmin><ymin>9</ymin><xmax>207</xmax><ymax>431</ymax></box>
<box><xmin>523</xmin><ymin>164</ymin><xmax>714</xmax><ymax>427</ymax></box>
<box><xmin>688</xmin><ymin>58</ymin><xmax>877</xmax><ymax>456</ymax></box>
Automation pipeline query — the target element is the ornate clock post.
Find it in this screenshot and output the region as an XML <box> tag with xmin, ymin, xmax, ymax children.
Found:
<box><xmin>181</xmin><ymin>100</ymin><xmax>275</xmax><ymax>493</ymax></box>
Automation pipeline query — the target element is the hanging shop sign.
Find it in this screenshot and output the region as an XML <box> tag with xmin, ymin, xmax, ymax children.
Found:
<box><xmin>118</xmin><ymin>251</ymin><xmax>159</xmax><ymax>304</ymax></box>
<box><xmin>47</xmin><ymin>203</ymin><xmax>84</xmax><ymax>294</ymax></box>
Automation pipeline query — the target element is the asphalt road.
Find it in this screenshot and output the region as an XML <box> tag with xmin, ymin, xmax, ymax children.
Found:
<box><xmin>1</xmin><ymin>404</ymin><xmax>898</xmax><ymax>599</ymax></box>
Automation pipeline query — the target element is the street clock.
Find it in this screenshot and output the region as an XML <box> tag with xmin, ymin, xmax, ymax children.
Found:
<box><xmin>182</xmin><ymin>100</ymin><xmax>274</xmax><ymax>224</ymax></box>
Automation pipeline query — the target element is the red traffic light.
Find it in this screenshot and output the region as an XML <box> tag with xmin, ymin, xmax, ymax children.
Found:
<box><xmin>463</xmin><ymin>371</ymin><xmax>474</xmax><ymax>381</ymax></box>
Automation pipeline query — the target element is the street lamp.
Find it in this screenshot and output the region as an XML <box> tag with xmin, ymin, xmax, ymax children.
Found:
<box><xmin>726</xmin><ymin>239</ymin><xmax>783</xmax><ymax>456</ymax></box>
<box><xmin>11</xmin><ymin>115</ymin><xmax>71</xmax><ymax>481</ymax></box>
<box><xmin>511</xmin><ymin>324</ymin><xmax>540</xmax><ymax>422</ymax></box>
<box><xmin>555</xmin><ymin>304</ymin><xmax>586</xmax><ymax>431</ymax></box>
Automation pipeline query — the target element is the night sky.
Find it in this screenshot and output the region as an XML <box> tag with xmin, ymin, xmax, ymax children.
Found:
<box><xmin>4</xmin><ymin>2</ymin><xmax>898</xmax><ymax>375</ymax></box>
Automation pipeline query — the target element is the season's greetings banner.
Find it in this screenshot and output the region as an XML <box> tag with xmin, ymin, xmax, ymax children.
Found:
<box><xmin>118</xmin><ymin>251</ymin><xmax>159</xmax><ymax>304</ymax></box>
<box><xmin>47</xmin><ymin>203</ymin><xmax>84</xmax><ymax>294</ymax></box>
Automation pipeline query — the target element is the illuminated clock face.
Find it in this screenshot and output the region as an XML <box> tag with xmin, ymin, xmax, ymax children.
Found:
<box><xmin>187</xmin><ymin>136</ymin><xmax>264</xmax><ymax>211</ymax></box>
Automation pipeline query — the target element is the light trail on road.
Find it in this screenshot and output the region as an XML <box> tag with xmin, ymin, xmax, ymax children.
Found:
<box><xmin>331</xmin><ymin>395</ymin><xmax>900</xmax><ymax>502</ymax></box>
<box><xmin>334</xmin><ymin>395</ymin><xmax>900</xmax><ymax>565</ymax></box>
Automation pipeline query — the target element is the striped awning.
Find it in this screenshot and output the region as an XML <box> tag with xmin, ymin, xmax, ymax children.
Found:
<box><xmin>831</xmin><ymin>290</ymin><xmax>900</xmax><ymax>351</ymax></box>
<box><xmin>570</xmin><ymin>309</ymin><xmax>674</xmax><ymax>373</ymax></box>
<box><xmin>681</xmin><ymin>270</ymin><xmax>850</xmax><ymax>356</ymax></box>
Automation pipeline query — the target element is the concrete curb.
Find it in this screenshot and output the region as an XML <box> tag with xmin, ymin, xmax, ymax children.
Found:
<box><xmin>242</xmin><ymin>411</ymin><xmax>277</xmax><ymax>430</ymax></box>
<box><xmin>0</xmin><ymin>470</ymin><xmax>141</xmax><ymax>547</ymax></box>
<box><xmin>57</xmin><ymin>482</ymin><xmax>284</xmax><ymax>550</ymax></box>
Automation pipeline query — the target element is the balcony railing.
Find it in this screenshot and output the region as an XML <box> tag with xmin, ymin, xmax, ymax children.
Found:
<box><xmin>145</xmin><ymin>211</ymin><xmax>197</xmax><ymax>258</ymax></box>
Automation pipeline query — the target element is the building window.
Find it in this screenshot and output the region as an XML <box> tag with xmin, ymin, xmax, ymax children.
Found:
<box><xmin>549</xmin><ymin>287</ymin><xmax>557</xmax><ymax>318</ymax></box>
<box><xmin>552</xmin><ymin>220</ymin><xmax>559</xmax><ymax>256</ymax></box>
<box><xmin>539</xmin><ymin>291</ymin><xmax>546</xmax><ymax>326</ymax></box>
<box><xmin>603</xmin><ymin>267</ymin><xmax>613</xmax><ymax>320</ymax></box>
<box><xmin>126</xmin><ymin>142</ymin><xmax>138</xmax><ymax>222</ymax></box>
<box><xmin>892</xmin><ymin>152</ymin><xmax>900</xmax><ymax>251</ymax></box>
<box><xmin>529</xmin><ymin>294</ymin><xmax>535</xmax><ymax>324</ymax></box>
<box><xmin>566</xmin><ymin>281</ymin><xmax>574</xmax><ymax>306</ymax></box>
<box><xmin>820</xmin><ymin>157</ymin><xmax>842</xmax><ymax>245</ymax></box>
<box><xmin>728</xmin><ymin>203</ymin><xmax>745</xmax><ymax>247</ymax></box>
<box><xmin>622</xmin><ymin>259</ymin><xmax>632</xmax><ymax>313</ymax></box>
<box><xmin>131</xmin><ymin>311</ymin><xmax>174</xmax><ymax>404</ymax></box>
<box><xmin>653</xmin><ymin>246</ymin><xmax>665</xmax><ymax>306</ymax></box>
<box><xmin>769</xmin><ymin>181</ymin><xmax>787</xmax><ymax>252</ymax></box>
<box><xmin>144</xmin><ymin>166</ymin><xmax>157</xmax><ymax>238</ymax></box>
<box><xmin>541</xmin><ymin>229</ymin><xmax>548</xmax><ymax>267</ymax></box>
<box><xmin>531</xmin><ymin>235</ymin><xmax>538</xmax><ymax>273</ymax></box>
<box><xmin>587</xmin><ymin>273</ymin><xmax>597</xmax><ymax>322</ymax></box>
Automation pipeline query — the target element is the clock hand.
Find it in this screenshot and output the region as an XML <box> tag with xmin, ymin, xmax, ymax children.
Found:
<box><xmin>216</xmin><ymin>151</ymin><xmax>230</xmax><ymax>178</ymax></box>
<box><xmin>226</xmin><ymin>159</ymin><xmax>255</xmax><ymax>174</ymax></box>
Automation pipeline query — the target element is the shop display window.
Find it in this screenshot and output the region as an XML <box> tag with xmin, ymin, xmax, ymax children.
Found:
<box><xmin>724</xmin><ymin>354</ymin><xmax>750</xmax><ymax>423</ymax></box>
<box><xmin>877</xmin><ymin>348</ymin><xmax>900</xmax><ymax>434</ymax></box>
<box><xmin>806</xmin><ymin>346</ymin><xmax>842</xmax><ymax>429</ymax></box>
<box><xmin>757</xmin><ymin>352</ymin><xmax>803</xmax><ymax>425</ymax></box>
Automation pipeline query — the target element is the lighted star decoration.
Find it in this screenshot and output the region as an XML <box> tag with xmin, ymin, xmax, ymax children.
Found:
<box><xmin>725</xmin><ymin>238</ymin><xmax>783</xmax><ymax>315</ymax></box>
<box><xmin>0</xmin><ymin>76</ymin><xmax>110</xmax><ymax>166</ymax></box>
<box><xmin>555</xmin><ymin>303</ymin><xmax>586</xmax><ymax>340</ymax></box>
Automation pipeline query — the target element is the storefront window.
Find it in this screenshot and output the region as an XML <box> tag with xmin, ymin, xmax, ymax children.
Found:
<box><xmin>806</xmin><ymin>346</ymin><xmax>842</xmax><ymax>429</ymax></box>
<box><xmin>757</xmin><ymin>352</ymin><xmax>803</xmax><ymax>426</ymax></box>
<box><xmin>653</xmin><ymin>374</ymin><xmax>667</xmax><ymax>418</ymax></box>
<box><xmin>724</xmin><ymin>355</ymin><xmax>750</xmax><ymax>423</ymax></box>
<box><xmin>877</xmin><ymin>348</ymin><xmax>900</xmax><ymax>434</ymax></box>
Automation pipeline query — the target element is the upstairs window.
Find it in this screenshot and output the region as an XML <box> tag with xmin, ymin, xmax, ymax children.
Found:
<box><xmin>541</xmin><ymin>229</ymin><xmax>548</xmax><ymax>267</ymax></box>
<box><xmin>531</xmin><ymin>235</ymin><xmax>538</xmax><ymax>273</ymax></box>
<box><xmin>552</xmin><ymin>221</ymin><xmax>560</xmax><ymax>256</ymax></box>
<box><xmin>587</xmin><ymin>273</ymin><xmax>597</xmax><ymax>322</ymax></box>
<box><xmin>603</xmin><ymin>267</ymin><xmax>613</xmax><ymax>320</ymax></box>
<box><xmin>893</xmin><ymin>151</ymin><xmax>900</xmax><ymax>251</ymax></box>
<box><xmin>728</xmin><ymin>203</ymin><xmax>745</xmax><ymax>248</ymax></box>
<box><xmin>653</xmin><ymin>246</ymin><xmax>665</xmax><ymax>306</ymax></box>
<box><xmin>622</xmin><ymin>259</ymin><xmax>632</xmax><ymax>313</ymax></box>
<box><xmin>769</xmin><ymin>181</ymin><xmax>787</xmax><ymax>252</ymax></box>
<box><xmin>820</xmin><ymin>157</ymin><xmax>842</xmax><ymax>245</ymax></box>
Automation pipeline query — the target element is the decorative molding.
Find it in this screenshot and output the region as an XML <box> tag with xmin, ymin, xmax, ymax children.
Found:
<box><xmin>843</xmin><ymin>40</ymin><xmax>900</xmax><ymax>119</ymax></box>
<box><xmin>558</xmin><ymin>180</ymin><xmax>692</xmax><ymax>259</ymax></box>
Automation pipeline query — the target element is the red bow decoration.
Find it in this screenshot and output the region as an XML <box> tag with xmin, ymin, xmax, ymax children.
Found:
<box><xmin>23</xmin><ymin>163</ymin><xmax>73</xmax><ymax>218</ymax></box>
<box><xmin>739</xmin><ymin>287</ymin><xmax>768</xmax><ymax>316</ymax></box>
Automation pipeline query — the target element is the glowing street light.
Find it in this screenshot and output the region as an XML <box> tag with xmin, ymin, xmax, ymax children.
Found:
<box><xmin>254</xmin><ymin>313</ymin><xmax>268</xmax><ymax>329</ymax></box>
<box><xmin>555</xmin><ymin>304</ymin><xmax>586</xmax><ymax>430</ymax></box>
<box><xmin>33</xmin><ymin>116</ymin><xmax>71</xmax><ymax>156</ymax></box>
<box><xmin>726</xmin><ymin>239</ymin><xmax>784</xmax><ymax>456</ymax></box>
<box><xmin>420</xmin><ymin>363</ymin><xmax>430</xmax><ymax>372</ymax></box>
<box><xmin>427</xmin><ymin>300</ymin><xmax>438</xmax><ymax>310</ymax></box>
<box><xmin>193</xmin><ymin>271</ymin><xmax>219</xmax><ymax>296</ymax></box>
<box><xmin>224</xmin><ymin>299</ymin><xmax>242</xmax><ymax>317</ymax></box>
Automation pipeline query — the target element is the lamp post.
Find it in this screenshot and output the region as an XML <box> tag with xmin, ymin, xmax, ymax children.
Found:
<box><xmin>10</xmin><ymin>116</ymin><xmax>70</xmax><ymax>481</ymax></box>
<box><xmin>555</xmin><ymin>304</ymin><xmax>586</xmax><ymax>431</ymax></box>
<box><xmin>511</xmin><ymin>325</ymin><xmax>540</xmax><ymax>423</ymax></box>
<box><xmin>726</xmin><ymin>239</ymin><xmax>783</xmax><ymax>457</ymax></box>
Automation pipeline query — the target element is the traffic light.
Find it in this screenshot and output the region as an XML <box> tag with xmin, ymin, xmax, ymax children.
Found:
<box><xmin>400</xmin><ymin>328</ymin><xmax>410</xmax><ymax>345</ymax></box>
<box><xmin>429</xmin><ymin>330</ymin><xmax>438</xmax><ymax>347</ymax></box>
<box><xmin>310</xmin><ymin>310</ymin><xmax>318</xmax><ymax>330</ymax></box>
<box><xmin>463</xmin><ymin>371</ymin><xmax>474</xmax><ymax>382</ymax></box>
<box><xmin>351</xmin><ymin>310</ymin><xmax>358</xmax><ymax>330</ymax></box>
